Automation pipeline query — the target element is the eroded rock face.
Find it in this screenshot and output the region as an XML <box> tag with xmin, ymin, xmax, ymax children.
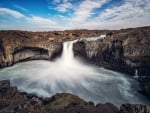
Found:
<box><xmin>0</xmin><ymin>80</ymin><xmax>47</xmax><ymax>113</ymax></box>
<box><xmin>139</xmin><ymin>77</ymin><xmax>150</xmax><ymax>99</ymax></box>
<box><xmin>119</xmin><ymin>104</ymin><xmax>150</xmax><ymax>113</ymax></box>
<box><xmin>44</xmin><ymin>93</ymin><xmax>87</xmax><ymax>110</ymax></box>
<box><xmin>73</xmin><ymin>27</ymin><xmax>150</xmax><ymax>99</ymax></box>
<box><xmin>0</xmin><ymin>31</ymin><xmax>63</xmax><ymax>68</ymax></box>
<box><xmin>0</xmin><ymin>29</ymin><xmax>108</xmax><ymax>68</ymax></box>
<box><xmin>54</xmin><ymin>103</ymin><xmax>119</xmax><ymax>113</ymax></box>
<box><xmin>73</xmin><ymin>26</ymin><xmax>150</xmax><ymax>76</ymax></box>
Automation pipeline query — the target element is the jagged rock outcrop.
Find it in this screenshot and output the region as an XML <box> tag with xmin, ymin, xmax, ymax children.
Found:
<box><xmin>44</xmin><ymin>93</ymin><xmax>87</xmax><ymax>110</ymax></box>
<box><xmin>0</xmin><ymin>31</ymin><xmax>63</xmax><ymax>68</ymax></box>
<box><xmin>73</xmin><ymin>26</ymin><xmax>150</xmax><ymax>76</ymax></box>
<box><xmin>73</xmin><ymin>26</ymin><xmax>150</xmax><ymax>99</ymax></box>
<box><xmin>119</xmin><ymin>104</ymin><xmax>150</xmax><ymax>113</ymax></box>
<box><xmin>0</xmin><ymin>30</ymin><xmax>107</xmax><ymax>68</ymax></box>
<box><xmin>0</xmin><ymin>80</ymin><xmax>149</xmax><ymax>113</ymax></box>
<box><xmin>0</xmin><ymin>80</ymin><xmax>47</xmax><ymax>113</ymax></box>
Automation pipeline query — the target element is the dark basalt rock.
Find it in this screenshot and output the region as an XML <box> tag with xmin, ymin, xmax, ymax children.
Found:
<box><xmin>73</xmin><ymin>26</ymin><xmax>150</xmax><ymax>76</ymax></box>
<box><xmin>55</xmin><ymin>103</ymin><xmax>119</xmax><ymax>113</ymax></box>
<box><xmin>1</xmin><ymin>27</ymin><xmax>150</xmax><ymax>75</ymax></box>
<box><xmin>0</xmin><ymin>80</ymin><xmax>47</xmax><ymax>113</ymax></box>
<box><xmin>0</xmin><ymin>80</ymin><xmax>150</xmax><ymax>113</ymax></box>
<box><xmin>44</xmin><ymin>93</ymin><xmax>88</xmax><ymax>112</ymax></box>
<box><xmin>0</xmin><ymin>29</ymin><xmax>107</xmax><ymax>68</ymax></box>
<box><xmin>119</xmin><ymin>104</ymin><xmax>150</xmax><ymax>113</ymax></box>
<box><xmin>73</xmin><ymin>27</ymin><xmax>150</xmax><ymax>99</ymax></box>
<box><xmin>0</xmin><ymin>31</ymin><xmax>63</xmax><ymax>68</ymax></box>
<box><xmin>73</xmin><ymin>39</ymin><xmax>133</xmax><ymax>75</ymax></box>
<box><xmin>139</xmin><ymin>77</ymin><xmax>150</xmax><ymax>99</ymax></box>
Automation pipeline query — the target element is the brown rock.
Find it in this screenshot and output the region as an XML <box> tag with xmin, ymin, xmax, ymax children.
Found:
<box><xmin>0</xmin><ymin>30</ymin><xmax>63</xmax><ymax>68</ymax></box>
<box><xmin>0</xmin><ymin>29</ymin><xmax>107</xmax><ymax>68</ymax></box>
<box><xmin>73</xmin><ymin>26</ymin><xmax>150</xmax><ymax>76</ymax></box>
<box><xmin>0</xmin><ymin>80</ymin><xmax>47</xmax><ymax>113</ymax></box>
<box><xmin>119</xmin><ymin>104</ymin><xmax>150</xmax><ymax>113</ymax></box>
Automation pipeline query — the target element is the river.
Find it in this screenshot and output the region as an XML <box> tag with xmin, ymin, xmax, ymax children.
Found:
<box><xmin>0</xmin><ymin>40</ymin><xmax>149</xmax><ymax>107</ymax></box>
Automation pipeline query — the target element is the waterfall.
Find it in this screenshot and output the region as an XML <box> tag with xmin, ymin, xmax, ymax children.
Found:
<box><xmin>0</xmin><ymin>39</ymin><xmax>150</xmax><ymax>107</ymax></box>
<box><xmin>61</xmin><ymin>41</ymin><xmax>74</xmax><ymax>61</ymax></box>
<box><xmin>57</xmin><ymin>40</ymin><xmax>80</xmax><ymax>68</ymax></box>
<box><xmin>60</xmin><ymin>35</ymin><xmax>106</xmax><ymax>62</ymax></box>
<box><xmin>60</xmin><ymin>35</ymin><xmax>105</xmax><ymax>60</ymax></box>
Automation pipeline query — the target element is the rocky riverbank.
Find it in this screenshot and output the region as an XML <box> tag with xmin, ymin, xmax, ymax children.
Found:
<box><xmin>0</xmin><ymin>80</ymin><xmax>149</xmax><ymax>113</ymax></box>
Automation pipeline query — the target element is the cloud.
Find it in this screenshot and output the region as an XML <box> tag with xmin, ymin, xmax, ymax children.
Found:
<box><xmin>53</xmin><ymin>0</ymin><xmax>61</xmax><ymax>3</ymax></box>
<box><xmin>79</xmin><ymin>0</ymin><xmax>150</xmax><ymax>29</ymax></box>
<box><xmin>49</xmin><ymin>0</ymin><xmax>72</xmax><ymax>12</ymax></box>
<box><xmin>0</xmin><ymin>0</ymin><xmax>150</xmax><ymax>31</ymax></box>
<box><xmin>27</xmin><ymin>16</ymin><xmax>56</xmax><ymax>27</ymax></box>
<box><xmin>55</xmin><ymin>2</ymin><xmax>72</xmax><ymax>12</ymax></box>
<box><xmin>0</xmin><ymin>7</ymin><xmax>25</xmax><ymax>18</ymax></box>
<box><xmin>14</xmin><ymin>4</ymin><xmax>28</xmax><ymax>12</ymax></box>
<box><xmin>95</xmin><ymin>0</ymin><xmax>150</xmax><ymax>28</ymax></box>
<box><xmin>98</xmin><ymin>2</ymin><xmax>142</xmax><ymax>21</ymax></box>
<box><xmin>72</xmin><ymin>0</ymin><xmax>109</xmax><ymax>22</ymax></box>
<box><xmin>62</xmin><ymin>0</ymin><xmax>150</xmax><ymax>30</ymax></box>
<box><xmin>0</xmin><ymin>7</ymin><xmax>57</xmax><ymax>31</ymax></box>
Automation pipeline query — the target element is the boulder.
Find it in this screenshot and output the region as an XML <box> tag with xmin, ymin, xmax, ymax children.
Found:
<box><xmin>0</xmin><ymin>80</ymin><xmax>47</xmax><ymax>113</ymax></box>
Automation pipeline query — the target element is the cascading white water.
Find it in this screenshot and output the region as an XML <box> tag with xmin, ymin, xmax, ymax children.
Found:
<box><xmin>60</xmin><ymin>41</ymin><xmax>77</xmax><ymax>67</ymax></box>
<box><xmin>0</xmin><ymin>39</ymin><xmax>150</xmax><ymax>107</ymax></box>
<box><xmin>62</xmin><ymin>41</ymin><xmax>74</xmax><ymax>61</ymax></box>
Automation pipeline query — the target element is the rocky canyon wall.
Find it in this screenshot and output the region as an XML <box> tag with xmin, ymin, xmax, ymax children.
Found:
<box><xmin>73</xmin><ymin>27</ymin><xmax>150</xmax><ymax>76</ymax></box>
<box><xmin>0</xmin><ymin>27</ymin><xmax>150</xmax><ymax>76</ymax></box>
<box><xmin>0</xmin><ymin>30</ymin><xmax>104</xmax><ymax>68</ymax></box>
<box><xmin>0</xmin><ymin>27</ymin><xmax>150</xmax><ymax>97</ymax></box>
<box><xmin>73</xmin><ymin>27</ymin><xmax>150</xmax><ymax>98</ymax></box>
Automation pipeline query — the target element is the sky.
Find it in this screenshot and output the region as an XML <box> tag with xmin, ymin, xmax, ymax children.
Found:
<box><xmin>0</xmin><ymin>0</ymin><xmax>150</xmax><ymax>31</ymax></box>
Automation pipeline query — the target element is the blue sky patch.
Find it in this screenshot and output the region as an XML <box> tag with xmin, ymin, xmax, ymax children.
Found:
<box><xmin>0</xmin><ymin>0</ymin><xmax>150</xmax><ymax>31</ymax></box>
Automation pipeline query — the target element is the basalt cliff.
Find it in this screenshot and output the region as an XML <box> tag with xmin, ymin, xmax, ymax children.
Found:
<box><xmin>0</xmin><ymin>27</ymin><xmax>150</xmax><ymax>76</ymax></box>
<box><xmin>73</xmin><ymin>27</ymin><xmax>150</xmax><ymax>76</ymax></box>
<box><xmin>0</xmin><ymin>29</ymin><xmax>104</xmax><ymax>68</ymax></box>
<box><xmin>73</xmin><ymin>27</ymin><xmax>150</xmax><ymax>97</ymax></box>
<box><xmin>0</xmin><ymin>27</ymin><xmax>150</xmax><ymax>112</ymax></box>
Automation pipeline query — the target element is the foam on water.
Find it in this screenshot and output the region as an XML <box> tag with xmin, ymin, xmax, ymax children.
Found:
<box><xmin>0</xmin><ymin>40</ymin><xmax>149</xmax><ymax>106</ymax></box>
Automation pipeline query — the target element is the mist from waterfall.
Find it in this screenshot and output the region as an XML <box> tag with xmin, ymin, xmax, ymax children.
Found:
<box><xmin>0</xmin><ymin>40</ymin><xmax>150</xmax><ymax>106</ymax></box>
